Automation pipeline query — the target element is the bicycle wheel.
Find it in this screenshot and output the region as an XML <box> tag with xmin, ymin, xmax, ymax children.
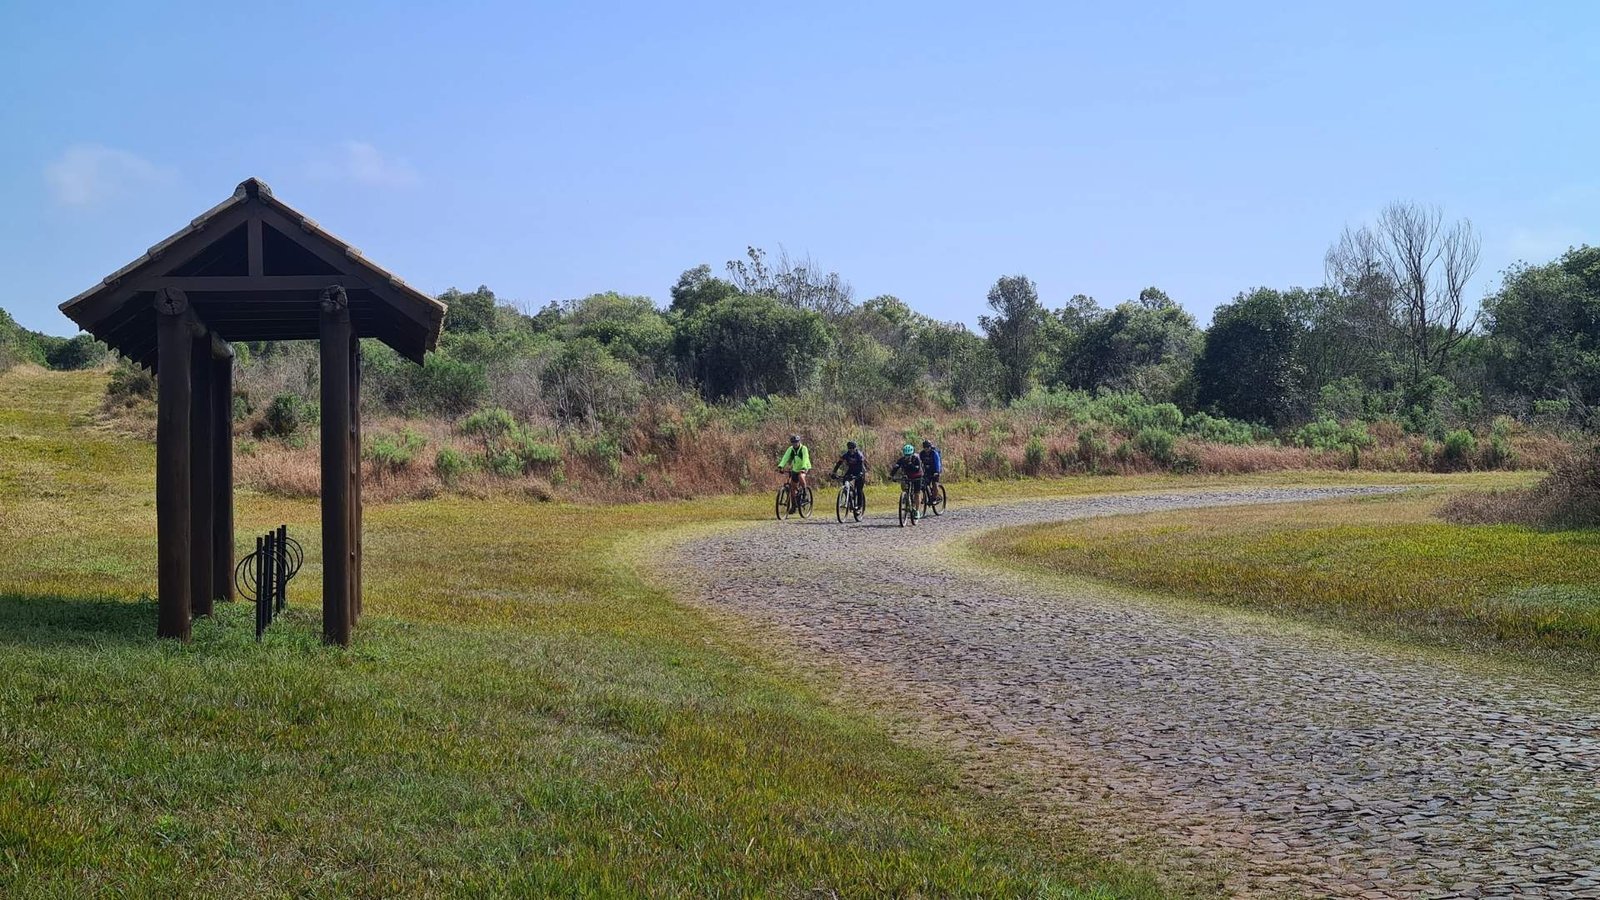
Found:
<box><xmin>898</xmin><ymin>489</ymin><xmax>910</xmax><ymax>527</ymax></box>
<box><xmin>929</xmin><ymin>482</ymin><xmax>946</xmax><ymax>516</ymax></box>
<box><xmin>798</xmin><ymin>484</ymin><xmax>814</xmax><ymax>518</ymax></box>
<box><xmin>852</xmin><ymin>484</ymin><xmax>863</xmax><ymax>522</ymax></box>
<box><xmin>836</xmin><ymin>485</ymin><xmax>849</xmax><ymax>523</ymax></box>
<box><xmin>775</xmin><ymin>485</ymin><xmax>790</xmax><ymax>521</ymax></box>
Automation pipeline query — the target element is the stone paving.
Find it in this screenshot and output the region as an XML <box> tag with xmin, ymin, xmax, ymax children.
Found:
<box><xmin>662</xmin><ymin>488</ymin><xmax>1600</xmax><ymax>899</ymax></box>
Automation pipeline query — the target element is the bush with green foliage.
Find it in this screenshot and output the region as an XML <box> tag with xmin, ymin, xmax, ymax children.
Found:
<box><xmin>364</xmin><ymin>429</ymin><xmax>427</xmax><ymax>476</ymax></box>
<box><xmin>434</xmin><ymin>447</ymin><xmax>473</xmax><ymax>481</ymax></box>
<box><xmin>1441</xmin><ymin>430</ymin><xmax>1477</xmax><ymax>470</ymax></box>
<box><xmin>104</xmin><ymin>362</ymin><xmax>155</xmax><ymax>409</ymax></box>
<box><xmin>260</xmin><ymin>394</ymin><xmax>307</xmax><ymax>439</ymax></box>
<box><xmin>1292</xmin><ymin>419</ymin><xmax>1375</xmax><ymax>452</ymax></box>
<box><xmin>1133</xmin><ymin>426</ymin><xmax>1176</xmax><ymax>464</ymax></box>
<box><xmin>1022</xmin><ymin>436</ymin><xmax>1046</xmax><ymax>474</ymax></box>
<box><xmin>1183</xmin><ymin>412</ymin><xmax>1260</xmax><ymax>445</ymax></box>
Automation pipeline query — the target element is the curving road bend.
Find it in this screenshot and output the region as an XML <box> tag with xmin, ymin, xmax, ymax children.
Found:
<box><xmin>660</xmin><ymin>488</ymin><xmax>1600</xmax><ymax>899</ymax></box>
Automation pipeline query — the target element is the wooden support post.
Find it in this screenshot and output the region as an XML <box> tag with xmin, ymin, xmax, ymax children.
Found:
<box><xmin>319</xmin><ymin>286</ymin><xmax>353</xmax><ymax>646</ymax></box>
<box><xmin>155</xmin><ymin>289</ymin><xmax>192</xmax><ymax>640</ymax></box>
<box><xmin>350</xmin><ymin>333</ymin><xmax>363</xmax><ymax>621</ymax></box>
<box><xmin>212</xmin><ymin>351</ymin><xmax>234</xmax><ymax>602</ymax></box>
<box><xmin>189</xmin><ymin>334</ymin><xmax>215</xmax><ymax>618</ymax></box>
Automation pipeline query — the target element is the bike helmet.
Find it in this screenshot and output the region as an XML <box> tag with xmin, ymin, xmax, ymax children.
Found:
<box><xmin>846</xmin><ymin>441</ymin><xmax>857</xmax><ymax>450</ymax></box>
<box><xmin>921</xmin><ymin>440</ymin><xmax>933</xmax><ymax>449</ymax></box>
<box><xmin>902</xmin><ymin>444</ymin><xmax>915</xmax><ymax>455</ymax></box>
<box><xmin>789</xmin><ymin>434</ymin><xmax>801</xmax><ymax>444</ymax></box>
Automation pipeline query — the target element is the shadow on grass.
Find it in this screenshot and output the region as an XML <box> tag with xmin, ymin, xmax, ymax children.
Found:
<box><xmin>0</xmin><ymin>593</ymin><xmax>155</xmax><ymax>647</ymax></box>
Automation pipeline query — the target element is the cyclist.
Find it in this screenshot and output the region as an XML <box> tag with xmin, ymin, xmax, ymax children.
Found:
<box><xmin>830</xmin><ymin>440</ymin><xmax>868</xmax><ymax>510</ymax></box>
<box><xmin>919</xmin><ymin>439</ymin><xmax>943</xmax><ymax>502</ymax></box>
<box><xmin>887</xmin><ymin>443</ymin><xmax>925</xmax><ymax>520</ymax></box>
<box><xmin>777</xmin><ymin>434</ymin><xmax>812</xmax><ymax>502</ymax></box>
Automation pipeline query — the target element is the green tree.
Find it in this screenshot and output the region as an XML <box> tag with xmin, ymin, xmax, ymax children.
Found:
<box><xmin>1057</xmin><ymin>296</ymin><xmax>1200</xmax><ymax>401</ymax></box>
<box><xmin>540</xmin><ymin>338</ymin><xmax>643</xmax><ymax>427</ymax></box>
<box><xmin>674</xmin><ymin>294</ymin><xmax>832</xmax><ymax>400</ymax></box>
<box><xmin>978</xmin><ymin>275</ymin><xmax>1044</xmax><ymax>402</ymax></box>
<box><xmin>669</xmin><ymin>265</ymin><xmax>740</xmax><ymax>315</ymax></box>
<box><xmin>564</xmin><ymin>292</ymin><xmax>673</xmax><ymax>374</ymax></box>
<box><xmin>439</xmin><ymin>285</ymin><xmax>500</xmax><ymax>334</ymax></box>
<box><xmin>1482</xmin><ymin>245</ymin><xmax>1600</xmax><ymax>413</ymax></box>
<box><xmin>1193</xmin><ymin>288</ymin><xmax>1305</xmax><ymax>426</ymax></box>
<box><xmin>45</xmin><ymin>333</ymin><xmax>109</xmax><ymax>370</ymax></box>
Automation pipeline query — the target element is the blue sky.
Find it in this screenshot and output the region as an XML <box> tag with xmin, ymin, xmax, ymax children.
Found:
<box><xmin>3</xmin><ymin>1</ymin><xmax>1597</xmax><ymax>335</ymax></box>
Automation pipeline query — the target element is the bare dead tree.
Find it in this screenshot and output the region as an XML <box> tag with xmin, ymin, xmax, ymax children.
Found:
<box><xmin>726</xmin><ymin>246</ymin><xmax>856</xmax><ymax>319</ymax></box>
<box><xmin>1325</xmin><ymin>201</ymin><xmax>1480</xmax><ymax>385</ymax></box>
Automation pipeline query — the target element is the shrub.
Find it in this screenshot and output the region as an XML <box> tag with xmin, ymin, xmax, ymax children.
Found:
<box><xmin>1134</xmin><ymin>427</ymin><xmax>1176</xmax><ymax>465</ymax></box>
<box><xmin>460</xmin><ymin>407</ymin><xmax>516</xmax><ymax>441</ymax></box>
<box><xmin>1076</xmin><ymin>431</ymin><xmax>1108</xmax><ymax>473</ymax></box>
<box><xmin>1023</xmin><ymin>436</ymin><xmax>1046</xmax><ymax>474</ymax></box>
<box><xmin>1532</xmin><ymin>399</ymin><xmax>1572</xmax><ymax>428</ymax></box>
<box><xmin>104</xmin><ymin>362</ymin><xmax>155</xmax><ymax>409</ymax></box>
<box><xmin>1419</xmin><ymin>439</ymin><xmax>1441</xmax><ymax>470</ymax></box>
<box><xmin>1441</xmin><ymin>430</ymin><xmax>1477</xmax><ymax>470</ymax></box>
<box><xmin>364</xmin><ymin>429</ymin><xmax>426</xmax><ymax>477</ymax></box>
<box><xmin>414</xmin><ymin>355</ymin><xmax>490</xmax><ymax>416</ymax></box>
<box><xmin>1183</xmin><ymin>412</ymin><xmax>1258</xmax><ymax>445</ymax></box>
<box><xmin>949</xmin><ymin>417</ymin><xmax>982</xmax><ymax>438</ymax></box>
<box><xmin>261</xmin><ymin>393</ymin><xmax>305</xmax><ymax>439</ymax></box>
<box><xmin>514</xmin><ymin>435</ymin><xmax>562</xmax><ymax>472</ymax></box>
<box><xmin>1442</xmin><ymin>446</ymin><xmax>1600</xmax><ymax>528</ymax></box>
<box><xmin>434</xmin><ymin>447</ymin><xmax>472</xmax><ymax>481</ymax></box>
<box><xmin>485</xmin><ymin>449</ymin><xmax>522</xmax><ymax>478</ymax></box>
<box><xmin>1292</xmin><ymin>419</ymin><xmax>1375</xmax><ymax>452</ymax></box>
<box><xmin>1482</xmin><ymin>417</ymin><xmax>1517</xmax><ymax>469</ymax></box>
<box><xmin>540</xmin><ymin>338</ymin><xmax>642</xmax><ymax>427</ymax></box>
<box><xmin>46</xmin><ymin>334</ymin><xmax>108</xmax><ymax>370</ymax></box>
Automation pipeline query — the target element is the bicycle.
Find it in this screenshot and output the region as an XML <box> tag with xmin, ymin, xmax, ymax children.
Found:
<box><xmin>834</xmin><ymin>475</ymin><xmax>865</xmax><ymax>523</ymax></box>
<box><xmin>924</xmin><ymin>478</ymin><xmax>947</xmax><ymax>516</ymax></box>
<box><xmin>774</xmin><ymin>472</ymin><xmax>814</xmax><ymax>520</ymax></box>
<box><xmin>896</xmin><ymin>476</ymin><xmax>923</xmax><ymax>527</ymax></box>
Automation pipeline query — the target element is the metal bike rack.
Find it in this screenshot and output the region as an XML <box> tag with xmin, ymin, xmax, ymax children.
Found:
<box><xmin>233</xmin><ymin>525</ymin><xmax>303</xmax><ymax>641</ymax></box>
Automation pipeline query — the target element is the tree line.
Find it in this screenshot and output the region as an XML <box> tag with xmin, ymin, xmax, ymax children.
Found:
<box><xmin>290</xmin><ymin>201</ymin><xmax>1593</xmax><ymax>444</ymax></box>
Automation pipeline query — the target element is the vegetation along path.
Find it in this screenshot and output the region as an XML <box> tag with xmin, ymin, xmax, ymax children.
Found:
<box><xmin>662</xmin><ymin>487</ymin><xmax>1600</xmax><ymax>899</ymax></box>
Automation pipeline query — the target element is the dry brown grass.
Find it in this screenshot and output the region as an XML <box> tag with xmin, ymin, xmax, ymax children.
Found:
<box><xmin>223</xmin><ymin>404</ymin><xmax>1574</xmax><ymax>505</ymax></box>
<box><xmin>1442</xmin><ymin>446</ymin><xmax>1600</xmax><ymax>528</ymax></box>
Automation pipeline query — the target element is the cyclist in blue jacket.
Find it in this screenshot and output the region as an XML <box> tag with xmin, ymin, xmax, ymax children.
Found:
<box><xmin>919</xmin><ymin>440</ymin><xmax>943</xmax><ymax>494</ymax></box>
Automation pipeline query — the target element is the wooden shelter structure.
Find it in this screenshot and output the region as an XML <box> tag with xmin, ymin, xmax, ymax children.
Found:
<box><xmin>60</xmin><ymin>178</ymin><xmax>445</xmax><ymax>645</ymax></box>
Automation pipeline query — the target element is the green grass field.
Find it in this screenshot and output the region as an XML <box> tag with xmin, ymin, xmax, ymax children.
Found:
<box><xmin>4</xmin><ymin>366</ymin><xmax>1582</xmax><ymax>896</ymax></box>
<box><xmin>2</xmin><ymin>366</ymin><xmax>1214</xmax><ymax>897</ymax></box>
<box><xmin>973</xmin><ymin>482</ymin><xmax>1600</xmax><ymax>673</ymax></box>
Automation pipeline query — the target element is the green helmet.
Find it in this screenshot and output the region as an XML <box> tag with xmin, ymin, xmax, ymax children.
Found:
<box><xmin>902</xmin><ymin>444</ymin><xmax>916</xmax><ymax>455</ymax></box>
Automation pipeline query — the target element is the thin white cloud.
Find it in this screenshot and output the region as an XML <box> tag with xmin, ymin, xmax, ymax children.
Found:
<box><xmin>44</xmin><ymin>144</ymin><xmax>176</xmax><ymax>207</ymax></box>
<box><xmin>310</xmin><ymin>141</ymin><xmax>420</xmax><ymax>188</ymax></box>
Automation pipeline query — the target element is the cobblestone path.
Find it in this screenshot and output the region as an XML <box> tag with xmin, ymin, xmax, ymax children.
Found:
<box><xmin>662</xmin><ymin>488</ymin><xmax>1600</xmax><ymax>899</ymax></box>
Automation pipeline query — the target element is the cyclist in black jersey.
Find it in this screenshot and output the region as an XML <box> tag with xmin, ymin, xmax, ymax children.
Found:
<box><xmin>830</xmin><ymin>441</ymin><xmax>868</xmax><ymax>508</ymax></box>
<box><xmin>887</xmin><ymin>444</ymin><xmax>925</xmax><ymax>520</ymax></box>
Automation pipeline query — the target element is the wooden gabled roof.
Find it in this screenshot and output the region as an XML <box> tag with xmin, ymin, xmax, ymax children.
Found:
<box><xmin>60</xmin><ymin>178</ymin><xmax>446</xmax><ymax>367</ymax></box>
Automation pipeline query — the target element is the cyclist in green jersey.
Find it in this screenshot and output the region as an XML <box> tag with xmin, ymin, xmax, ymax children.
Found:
<box><xmin>777</xmin><ymin>434</ymin><xmax>813</xmax><ymax>499</ymax></box>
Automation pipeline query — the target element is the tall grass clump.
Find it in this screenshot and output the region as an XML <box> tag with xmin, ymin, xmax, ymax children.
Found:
<box><xmin>1443</xmin><ymin>446</ymin><xmax>1600</xmax><ymax>528</ymax></box>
